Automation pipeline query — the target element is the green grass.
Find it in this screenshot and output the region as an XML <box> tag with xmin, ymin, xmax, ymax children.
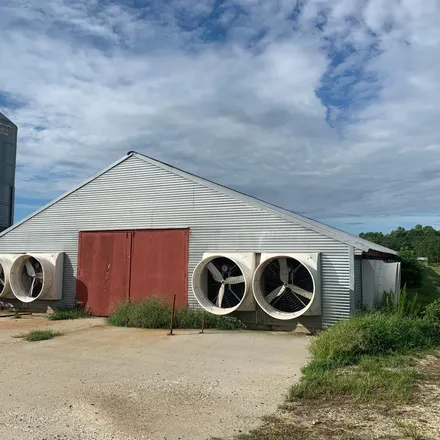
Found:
<box><xmin>217</xmin><ymin>416</ymin><xmax>313</xmax><ymax>440</ymax></box>
<box><xmin>290</xmin><ymin>353</ymin><xmax>419</xmax><ymax>404</ymax></box>
<box><xmin>48</xmin><ymin>307</ymin><xmax>93</xmax><ymax>321</ymax></box>
<box><xmin>14</xmin><ymin>329</ymin><xmax>63</xmax><ymax>342</ymax></box>
<box><xmin>308</xmin><ymin>312</ymin><xmax>440</xmax><ymax>368</ymax></box>
<box><xmin>287</xmin><ymin>309</ymin><xmax>440</xmax><ymax>405</ymax></box>
<box><xmin>107</xmin><ymin>298</ymin><xmax>245</xmax><ymax>330</ymax></box>
<box><xmin>218</xmin><ymin>289</ymin><xmax>440</xmax><ymax>440</ymax></box>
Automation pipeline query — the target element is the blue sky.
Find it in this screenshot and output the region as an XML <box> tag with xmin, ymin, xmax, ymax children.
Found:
<box><xmin>1</xmin><ymin>0</ymin><xmax>440</xmax><ymax>235</ymax></box>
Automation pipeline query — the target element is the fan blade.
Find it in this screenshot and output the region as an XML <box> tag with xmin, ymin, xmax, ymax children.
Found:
<box><xmin>216</xmin><ymin>283</ymin><xmax>225</xmax><ymax>307</ymax></box>
<box><xmin>29</xmin><ymin>276</ymin><xmax>36</xmax><ymax>297</ymax></box>
<box><xmin>0</xmin><ymin>277</ymin><xmax>4</xmax><ymax>286</ymax></box>
<box><xmin>279</xmin><ymin>258</ymin><xmax>289</xmax><ymax>284</ymax></box>
<box><xmin>266</xmin><ymin>284</ymin><xmax>285</xmax><ymax>303</ymax></box>
<box><xmin>288</xmin><ymin>284</ymin><xmax>313</xmax><ymax>300</ymax></box>
<box><xmin>25</xmin><ymin>261</ymin><xmax>36</xmax><ymax>277</ymax></box>
<box><xmin>35</xmin><ymin>272</ymin><xmax>44</xmax><ymax>280</ymax></box>
<box><xmin>207</xmin><ymin>262</ymin><xmax>223</xmax><ymax>283</ymax></box>
<box><xmin>224</xmin><ymin>275</ymin><xmax>244</xmax><ymax>285</ymax></box>
<box><xmin>227</xmin><ymin>286</ymin><xmax>242</xmax><ymax>302</ymax></box>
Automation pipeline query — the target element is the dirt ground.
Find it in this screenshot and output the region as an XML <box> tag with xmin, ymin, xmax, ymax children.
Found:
<box><xmin>0</xmin><ymin>317</ymin><xmax>309</xmax><ymax>440</ymax></box>
<box><xmin>232</xmin><ymin>356</ymin><xmax>440</xmax><ymax>440</ymax></box>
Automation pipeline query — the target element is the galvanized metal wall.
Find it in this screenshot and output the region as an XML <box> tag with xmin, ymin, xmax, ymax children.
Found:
<box><xmin>354</xmin><ymin>258</ymin><xmax>362</xmax><ymax>309</ymax></box>
<box><xmin>0</xmin><ymin>156</ymin><xmax>351</xmax><ymax>327</ymax></box>
<box><xmin>0</xmin><ymin>112</ymin><xmax>17</xmax><ymax>232</ymax></box>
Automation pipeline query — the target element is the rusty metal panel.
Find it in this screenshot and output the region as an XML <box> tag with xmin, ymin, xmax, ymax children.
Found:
<box><xmin>129</xmin><ymin>229</ymin><xmax>188</xmax><ymax>307</ymax></box>
<box><xmin>77</xmin><ymin>231</ymin><xmax>131</xmax><ymax>316</ymax></box>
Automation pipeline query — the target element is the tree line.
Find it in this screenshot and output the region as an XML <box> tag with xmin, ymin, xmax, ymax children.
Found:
<box><xmin>360</xmin><ymin>225</ymin><xmax>440</xmax><ymax>264</ymax></box>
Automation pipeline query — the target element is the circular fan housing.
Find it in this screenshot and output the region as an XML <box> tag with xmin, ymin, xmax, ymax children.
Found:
<box><xmin>192</xmin><ymin>255</ymin><xmax>248</xmax><ymax>315</ymax></box>
<box><xmin>10</xmin><ymin>254</ymin><xmax>53</xmax><ymax>303</ymax></box>
<box><xmin>253</xmin><ymin>256</ymin><xmax>315</xmax><ymax>320</ymax></box>
<box><xmin>0</xmin><ymin>255</ymin><xmax>21</xmax><ymax>299</ymax></box>
<box><xmin>0</xmin><ymin>261</ymin><xmax>6</xmax><ymax>297</ymax></box>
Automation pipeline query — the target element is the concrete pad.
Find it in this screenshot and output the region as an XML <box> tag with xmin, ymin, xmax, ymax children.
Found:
<box><xmin>0</xmin><ymin>318</ymin><xmax>310</xmax><ymax>440</ymax></box>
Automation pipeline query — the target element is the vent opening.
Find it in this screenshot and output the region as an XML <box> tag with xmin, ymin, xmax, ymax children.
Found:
<box><xmin>253</xmin><ymin>256</ymin><xmax>315</xmax><ymax>320</ymax></box>
<box><xmin>192</xmin><ymin>256</ymin><xmax>248</xmax><ymax>315</ymax></box>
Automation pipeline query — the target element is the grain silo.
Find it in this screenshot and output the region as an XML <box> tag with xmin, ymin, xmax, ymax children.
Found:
<box><xmin>0</xmin><ymin>111</ymin><xmax>17</xmax><ymax>232</ymax></box>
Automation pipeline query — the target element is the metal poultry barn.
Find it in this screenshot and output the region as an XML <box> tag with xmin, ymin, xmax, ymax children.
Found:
<box><xmin>0</xmin><ymin>151</ymin><xmax>398</xmax><ymax>329</ymax></box>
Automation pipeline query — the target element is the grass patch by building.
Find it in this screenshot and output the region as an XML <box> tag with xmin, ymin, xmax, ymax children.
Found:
<box><xmin>48</xmin><ymin>307</ymin><xmax>93</xmax><ymax>321</ymax></box>
<box><xmin>218</xmin><ymin>293</ymin><xmax>440</xmax><ymax>440</ymax></box>
<box><xmin>14</xmin><ymin>329</ymin><xmax>63</xmax><ymax>342</ymax></box>
<box><xmin>289</xmin><ymin>310</ymin><xmax>440</xmax><ymax>405</ymax></box>
<box><xmin>290</xmin><ymin>353</ymin><xmax>420</xmax><ymax>404</ymax></box>
<box><xmin>107</xmin><ymin>298</ymin><xmax>245</xmax><ymax>330</ymax></box>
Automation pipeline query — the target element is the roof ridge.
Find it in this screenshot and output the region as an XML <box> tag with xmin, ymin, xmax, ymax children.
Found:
<box><xmin>130</xmin><ymin>152</ymin><xmax>396</xmax><ymax>255</ymax></box>
<box><xmin>0</xmin><ymin>150</ymin><xmax>396</xmax><ymax>256</ymax></box>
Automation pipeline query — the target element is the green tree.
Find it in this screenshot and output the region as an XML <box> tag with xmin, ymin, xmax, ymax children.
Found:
<box><xmin>359</xmin><ymin>225</ymin><xmax>440</xmax><ymax>262</ymax></box>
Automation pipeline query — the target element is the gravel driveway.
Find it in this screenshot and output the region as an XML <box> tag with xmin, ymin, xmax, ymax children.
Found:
<box><xmin>0</xmin><ymin>317</ymin><xmax>309</xmax><ymax>440</ymax></box>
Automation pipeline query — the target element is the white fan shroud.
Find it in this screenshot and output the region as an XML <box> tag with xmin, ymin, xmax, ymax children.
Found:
<box><xmin>253</xmin><ymin>253</ymin><xmax>321</xmax><ymax>320</ymax></box>
<box><xmin>10</xmin><ymin>253</ymin><xmax>64</xmax><ymax>303</ymax></box>
<box><xmin>0</xmin><ymin>255</ymin><xmax>23</xmax><ymax>299</ymax></box>
<box><xmin>192</xmin><ymin>253</ymin><xmax>256</xmax><ymax>315</ymax></box>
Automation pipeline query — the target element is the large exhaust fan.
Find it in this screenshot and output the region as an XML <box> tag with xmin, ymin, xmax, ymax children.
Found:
<box><xmin>192</xmin><ymin>253</ymin><xmax>256</xmax><ymax>315</ymax></box>
<box><xmin>10</xmin><ymin>253</ymin><xmax>64</xmax><ymax>302</ymax></box>
<box><xmin>0</xmin><ymin>254</ymin><xmax>22</xmax><ymax>299</ymax></box>
<box><xmin>253</xmin><ymin>253</ymin><xmax>320</xmax><ymax>320</ymax></box>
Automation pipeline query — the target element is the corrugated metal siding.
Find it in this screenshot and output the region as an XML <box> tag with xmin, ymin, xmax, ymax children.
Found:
<box><xmin>77</xmin><ymin>231</ymin><xmax>131</xmax><ymax>316</ymax></box>
<box><xmin>129</xmin><ymin>229</ymin><xmax>188</xmax><ymax>307</ymax></box>
<box><xmin>355</xmin><ymin>258</ymin><xmax>362</xmax><ymax>309</ymax></box>
<box><xmin>0</xmin><ymin>156</ymin><xmax>351</xmax><ymax>326</ymax></box>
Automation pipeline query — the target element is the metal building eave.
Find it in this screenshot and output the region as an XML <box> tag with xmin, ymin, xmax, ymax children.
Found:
<box><xmin>0</xmin><ymin>153</ymin><xmax>132</xmax><ymax>238</ymax></box>
<box><xmin>130</xmin><ymin>152</ymin><xmax>397</xmax><ymax>256</ymax></box>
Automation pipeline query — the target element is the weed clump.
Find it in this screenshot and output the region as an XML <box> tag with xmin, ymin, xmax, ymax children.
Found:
<box><xmin>424</xmin><ymin>298</ymin><xmax>440</xmax><ymax>328</ymax></box>
<box><xmin>14</xmin><ymin>329</ymin><xmax>63</xmax><ymax>342</ymax></box>
<box><xmin>48</xmin><ymin>306</ymin><xmax>93</xmax><ymax>321</ymax></box>
<box><xmin>107</xmin><ymin>297</ymin><xmax>244</xmax><ymax>330</ymax></box>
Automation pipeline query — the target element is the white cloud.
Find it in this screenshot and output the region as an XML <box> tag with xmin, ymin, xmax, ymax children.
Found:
<box><xmin>1</xmin><ymin>0</ymin><xmax>440</xmax><ymax>226</ymax></box>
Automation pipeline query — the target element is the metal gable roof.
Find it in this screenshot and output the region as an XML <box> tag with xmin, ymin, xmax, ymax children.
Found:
<box><xmin>0</xmin><ymin>151</ymin><xmax>397</xmax><ymax>256</ymax></box>
<box><xmin>130</xmin><ymin>152</ymin><xmax>396</xmax><ymax>255</ymax></box>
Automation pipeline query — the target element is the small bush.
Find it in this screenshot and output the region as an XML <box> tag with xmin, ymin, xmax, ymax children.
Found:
<box><xmin>14</xmin><ymin>329</ymin><xmax>63</xmax><ymax>342</ymax></box>
<box><xmin>107</xmin><ymin>298</ymin><xmax>245</xmax><ymax>330</ymax></box>
<box><xmin>108</xmin><ymin>298</ymin><xmax>171</xmax><ymax>328</ymax></box>
<box><xmin>48</xmin><ymin>306</ymin><xmax>93</xmax><ymax>321</ymax></box>
<box><xmin>379</xmin><ymin>285</ymin><xmax>421</xmax><ymax>318</ymax></box>
<box><xmin>424</xmin><ymin>299</ymin><xmax>440</xmax><ymax>328</ymax></box>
